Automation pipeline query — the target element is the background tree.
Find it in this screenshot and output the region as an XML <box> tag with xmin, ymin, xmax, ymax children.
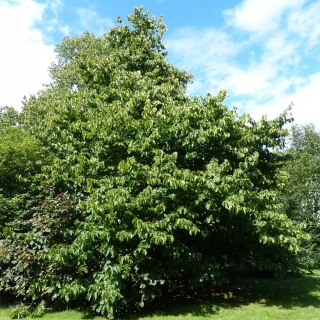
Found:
<box><xmin>0</xmin><ymin>106</ymin><xmax>46</xmax><ymax>238</ymax></box>
<box><xmin>281</xmin><ymin>124</ymin><xmax>320</xmax><ymax>269</ymax></box>
<box><xmin>0</xmin><ymin>8</ymin><xmax>307</xmax><ymax>318</ymax></box>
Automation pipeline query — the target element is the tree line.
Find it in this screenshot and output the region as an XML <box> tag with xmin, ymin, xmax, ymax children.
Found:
<box><xmin>0</xmin><ymin>8</ymin><xmax>319</xmax><ymax>319</ymax></box>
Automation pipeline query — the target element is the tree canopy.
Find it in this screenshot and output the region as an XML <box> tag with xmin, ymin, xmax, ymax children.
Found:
<box><xmin>0</xmin><ymin>8</ymin><xmax>308</xmax><ymax>318</ymax></box>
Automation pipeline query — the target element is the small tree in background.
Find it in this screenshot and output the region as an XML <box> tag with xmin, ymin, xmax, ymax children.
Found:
<box><xmin>0</xmin><ymin>106</ymin><xmax>45</xmax><ymax>238</ymax></box>
<box><xmin>0</xmin><ymin>8</ymin><xmax>308</xmax><ymax>318</ymax></box>
<box><xmin>281</xmin><ymin>124</ymin><xmax>320</xmax><ymax>269</ymax></box>
<box><xmin>0</xmin><ymin>106</ymin><xmax>42</xmax><ymax>197</ymax></box>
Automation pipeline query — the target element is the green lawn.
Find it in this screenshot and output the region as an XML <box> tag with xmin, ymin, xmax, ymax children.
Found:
<box><xmin>1</xmin><ymin>270</ymin><xmax>320</xmax><ymax>319</ymax></box>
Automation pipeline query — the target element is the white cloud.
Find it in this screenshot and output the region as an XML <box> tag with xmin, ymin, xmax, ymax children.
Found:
<box><xmin>167</xmin><ymin>27</ymin><xmax>244</xmax><ymax>95</ymax></box>
<box><xmin>59</xmin><ymin>24</ymin><xmax>71</xmax><ymax>36</ymax></box>
<box><xmin>76</xmin><ymin>7</ymin><xmax>114</xmax><ymax>36</ymax></box>
<box><xmin>237</xmin><ymin>73</ymin><xmax>320</xmax><ymax>128</ymax></box>
<box><xmin>168</xmin><ymin>28</ymin><xmax>296</xmax><ymax>99</ymax></box>
<box><xmin>48</xmin><ymin>0</ymin><xmax>62</xmax><ymax>12</ymax></box>
<box><xmin>223</xmin><ymin>0</ymin><xmax>306</xmax><ymax>35</ymax></box>
<box><xmin>168</xmin><ymin>0</ymin><xmax>320</xmax><ymax>129</ymax></box>
<box><xmin>0</xmin><ymin>0</ymin><xmax>56</xmax><ymax>110</ymax></box>
<box><xmin>283</xmin><ymin>73</ymin><xmax>320</xmax><ymax>127</ymax></box>
<box><xmin>169</xmin><ymin>27</ymin><xmax>241</xmax><ymax>64</ymax></box>
<box><xmin>288</xmin><ymin>0</ymin><xmax>320</xmax><ymax>49</ymax></box>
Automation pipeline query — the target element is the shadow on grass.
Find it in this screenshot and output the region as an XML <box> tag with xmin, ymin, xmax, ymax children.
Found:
<box><xmin>121</xmin><ymin>270</ymin><xmax>320</xmax><ymax>319</ymax></box>
<box><xmin>1</xmin><ymin>271</ymin><xmax>319</xmax><ymax>319</ymax></box>
<box><xmin>0</xmin><ymin>291</ymin><xmax>16</xmax><ymax>308</ymax></box>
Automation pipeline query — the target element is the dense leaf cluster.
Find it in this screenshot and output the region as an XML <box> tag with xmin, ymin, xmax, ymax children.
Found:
<box><xmin>0</xmin><ymin>8</ymin><xmax>310</xmax><ymax>318</ymax></box>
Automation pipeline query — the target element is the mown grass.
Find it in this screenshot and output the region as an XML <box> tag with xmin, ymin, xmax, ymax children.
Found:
<box><xmin>1</xmin><ymin>270</ymin><xmax>320</xmax><ymax>319</ymax></box>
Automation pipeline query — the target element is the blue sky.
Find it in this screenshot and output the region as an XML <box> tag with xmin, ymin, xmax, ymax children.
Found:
<box><xmin>1</xmin><ymin>0</ymin><xmax>320</xmax><ymax>128</ymax></box>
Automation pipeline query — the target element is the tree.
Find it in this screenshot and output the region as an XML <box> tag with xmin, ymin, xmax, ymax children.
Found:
<box><xmin>0</xmin><ymin>106</ymin><xmax>45</xmax><ymax>238</ymax></box>
<box><xmin>0</xmin><ymin>8</ymin><xmax>307</xmax><ymax>318</ymax></box>
<box><xmin>281</xmin><ymin>124</ymin><xmax>320</xmax><ymax>269</ymax></box>
<box><xmin>0</xmin><ymin>106</ymin><xmax>45</xmax><ymax>196</ymax></box>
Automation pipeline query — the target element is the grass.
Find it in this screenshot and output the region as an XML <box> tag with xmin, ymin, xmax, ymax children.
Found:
<box><xmin>1</xmin><ymin>270</ymin><xmax>320</xmax><ymax>319</ymax></box>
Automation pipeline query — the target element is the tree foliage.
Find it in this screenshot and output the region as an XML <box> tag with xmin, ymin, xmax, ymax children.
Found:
<box><xmin>0</xmin><ymin>106</ymin><xmax>43</xmax><ymax>197</ymax></box>
<box><xmin>0</xmin><ymin>8</ymin><xmax>308</xmax><ymax>318</ymax></box>
<box><xmin>281</xmin><ymin>124</ymin><xmax>320</xmax><ymax>269</ymax></box>
<box><xmin>0</xmin><ymin>106</ymin><xmax>45</xmax><ymax>239</ymax></box>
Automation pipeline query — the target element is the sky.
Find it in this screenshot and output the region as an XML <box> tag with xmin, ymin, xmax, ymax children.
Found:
<box><xmin>1</xmin><ymin>0</ymin><xmax>320</xmax><ymax>128</ymax></box>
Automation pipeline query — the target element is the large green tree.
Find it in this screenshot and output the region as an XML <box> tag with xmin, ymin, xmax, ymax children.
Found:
<box><xmin>0</xmin><ymin>8</ymin><xmax>307</xmax><ymax>318</ymax></box>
